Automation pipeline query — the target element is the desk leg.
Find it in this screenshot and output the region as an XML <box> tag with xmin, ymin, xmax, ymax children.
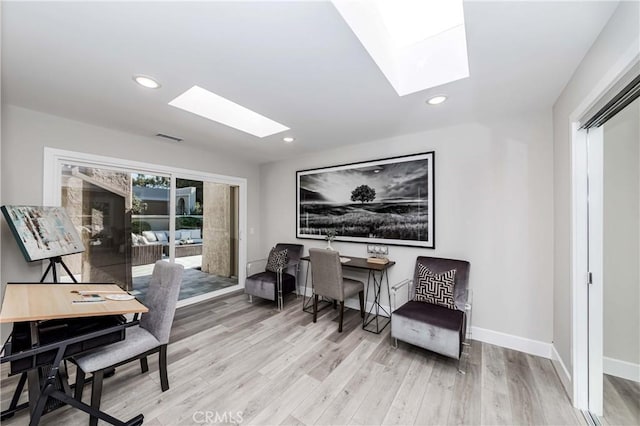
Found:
<box><xmin>362</xmin><ymin>269</ymin><xmax>391</xmax><ymax>334</ymax></box>
<box><xmin>27</xmin><ymin>370</ymin><xmax>40</xmax><ymax>416</ymax></box>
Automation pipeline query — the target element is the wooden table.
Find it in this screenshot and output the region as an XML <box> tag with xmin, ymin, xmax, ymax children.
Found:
<box><xmin>0</xmin><ymin>283</ymin><xmax>148</xmax><ymax>426</ymax></box>
<box><xmin>0</xmin><ymin>284</ymin><xmax>148</xmax><ymax>323</ymax></box>
<box><xmin>300</xmin><ymin>255</ymin><xmax>396</xmax><ymax>333</ymax></box>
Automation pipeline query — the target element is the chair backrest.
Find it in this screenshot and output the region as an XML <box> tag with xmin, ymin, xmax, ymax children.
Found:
<box><xmin>140</xmin><ymin>261</ymin><xmax>184</xmax><ymax>344</ymax></box>
<box><xmin>275</xmin><ymin>243</ymin><xmax>304</xmax><ymax>279</ymax></box>
<box><xmin>309</xmin><ymin>248</ymin><xmax>343</xmax><ymax>301</ymax></box>
<box><xmin>413</xmin><ymin>256</ymin><xmax>470</xmax><ymax>311</ymax></box>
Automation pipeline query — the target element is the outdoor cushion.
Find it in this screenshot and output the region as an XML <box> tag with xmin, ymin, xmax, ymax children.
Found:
<box><xmin>155</xmin><ymin>231</ymin><xmax>168</xmax><ymax>242</ymax></box>
<box><xmin>142</xmin><ymin>231</ymin><xmax>157</xmax><ymax>242</ymax></box>
<box><xmin>190</xmin><ymin>229</ymin><xmax>202</xmax><ymax>239</ymax></box>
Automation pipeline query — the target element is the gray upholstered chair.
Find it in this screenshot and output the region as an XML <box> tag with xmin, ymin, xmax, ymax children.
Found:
<box><xmin>73</xmin><ymin>261</ymin><xmax>183</xmax><ymax>426</ymax></box>
<box><xmin>245</xmin><ymin>243</ymin><xmax>303</xmax><ymax>310</ymax></box>
<box><xmin>391</xmin><ymin>256</ymin><xmax>471</xmax><ymax>371</ymax></box>
<box><xmin>308</xmin><ymin>248</ymin><xmax>365</xmax><ymax>332</ymax></box>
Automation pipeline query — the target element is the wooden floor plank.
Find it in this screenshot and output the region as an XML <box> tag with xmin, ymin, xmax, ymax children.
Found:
<box><xmin>479</xmin><ymin>342</ymin><xmax>513</xmax><ymax>425</ymax></box>
<box><xmin>506</xmin><ymin>347</ymin><xmax>551</xmax><ymax>425</ymax></box>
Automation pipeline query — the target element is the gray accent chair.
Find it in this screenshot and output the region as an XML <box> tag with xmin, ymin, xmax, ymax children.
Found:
<box><xmin>308</xmin><ymin>248</ymin><xmax>365</xmax><ymax>332</ymax></box>
<box><xmin>73</xmin><ymin>261</ymin><xmax>183</xmax><ymax>426</ymax></box>
<box><xmin>245</xmin><ymin>243</ymin><xmax>303</xmax><ymax>310</ymax></box>
<box><xmin>391</xmin><ymin>256</ymin><xmax>471</xmax><ymax>371</ymax></box>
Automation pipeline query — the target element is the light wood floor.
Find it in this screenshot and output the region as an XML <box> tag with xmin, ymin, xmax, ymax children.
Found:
<box><xmin>1</xmin><ymin>292</ymin><xmax>586</xmax><ymax>425</ymax></box>
<box><xmin>602</xmin><ymin>374</ymin><xmax>640</xmax><ymax>425</ymax></box>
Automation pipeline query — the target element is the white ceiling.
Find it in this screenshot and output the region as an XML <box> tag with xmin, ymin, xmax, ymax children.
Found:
<box><xmin>1</xmin><ymin>1</ymin><xmax>618</xmax><ymax>164</ymax></box>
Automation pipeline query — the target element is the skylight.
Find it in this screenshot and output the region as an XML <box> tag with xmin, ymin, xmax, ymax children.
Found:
<box><xmin>331</xmin><ymin>0</ymin><xmax>470</xmax><ymax>96</ymax></box>
<box><xmin>168</xmin><ymin>85</ymin><xmax>289</xmax><ymax>138</ymax></box>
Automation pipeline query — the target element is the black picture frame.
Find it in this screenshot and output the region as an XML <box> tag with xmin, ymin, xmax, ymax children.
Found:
<box><xmin>296</xmin><ymin>152</ymin><xmax>435</xmax><ymax>248</ymax></box>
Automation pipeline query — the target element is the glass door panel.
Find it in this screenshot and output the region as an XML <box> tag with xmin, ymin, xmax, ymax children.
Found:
<box><xmin>130</xmin><ymin>174</ymin><xmax>170</xmax><ymax>302</ymax></box>
<box><xmin>175</xmin><ymin>178</ymin><xmax>239</xmax><ymax>299</ymax></box>
<box><xmin>60</xmin><ymin>164</ymin><xmax>134</xmax><ymax>288</ymax></box>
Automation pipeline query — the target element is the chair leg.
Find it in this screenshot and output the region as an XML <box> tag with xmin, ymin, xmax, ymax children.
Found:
<box><xmin>313</xmin><ymin>295</ymin><xmax>318</xmax><ymax>323</ymax></box>
<box><xmin>248</xmin><ymin>294</ymin><xmax>253</xmax><ymax>303</ymax></box>
<box><xmin>457</xmin><ymin>341</ymin><xmax>470</xmax><ymax>374</ymax></box>
<box><xmin>159</xmin><ymin>345</ymin><xmax>169</xmax><ymax>392</ymax></box>
<box><xmin>333</xmin><ymin>300</ymin><xmax>337</xmax><ymax>309</ymax></box>
<box><xmin>74</xmin><ymin>368</ymin><xmax>85</xmax><ymax>401</ymax></box>
<box><xmin>338</xmin><ymin>301</ymin><xmax>344</xmax><ymax>333</ymax></box>
<box><xmin>89</xmin><ymin>370</ymin><xmax>104</xmax><ymax>426</ymax></box>
<box><xmin>140</xmin><ymin>356</ymin><xmax>149</xmax><ymax>373</ymax></box>
<box><xmin>358</xmin><ymin>291</ymin><xmax>365</xmax><ymax>319</ymax></box>
<box><xmin>393</xmin><ymin>338</ymin><xmax>398</xmax><ymax>348</ymax></box>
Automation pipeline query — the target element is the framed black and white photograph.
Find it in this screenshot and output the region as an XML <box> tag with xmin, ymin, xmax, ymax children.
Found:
<box><xmin>296</xmin><ymin>152</ymin><xmax>434</xmax><ymax>248</ymax></box>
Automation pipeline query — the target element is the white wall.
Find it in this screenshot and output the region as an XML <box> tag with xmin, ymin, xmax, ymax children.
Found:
<box><xmin>603</xmin><ymin>98</ymin><xmax>640</xmax><ymax>373</ymax></box>
<box><xmin>552</xmin><ymin>1</ymin><xmax>640</xmax><ymax>382</ymax></box>
<box><xmin>0</xmin><ymin>105</ymin><xmax>263</xmax><ymax>330</ymax></box>
<box><xmin>260</xmin><ymin>111</ymin><xmax>554</xmax><ymax>347</ymax></box>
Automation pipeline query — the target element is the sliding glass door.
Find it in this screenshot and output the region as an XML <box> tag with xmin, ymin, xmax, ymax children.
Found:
<box><xmin>173</xmin><ymin>178</ymin><xmax>239</xmax><ymax>298</ymax></box>
<box><xmin>49</xmin><ymin>150</ymin><xmax>245</xmax><ymax>306</ymax></box>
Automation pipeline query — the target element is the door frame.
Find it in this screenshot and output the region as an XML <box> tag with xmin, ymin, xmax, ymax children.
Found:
<box><xmin>570</xmin><ymin>53</ymin><xmax>639</xmax><ymax>412</ymax></box>
<box><xmin>42</xmin><ymin>147</ymin><xmax>248</xmax><ymax>306</ymax></box>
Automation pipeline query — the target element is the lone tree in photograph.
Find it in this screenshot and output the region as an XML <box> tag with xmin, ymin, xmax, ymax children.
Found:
<box><xmin>351</xmin><ymin>185</ymin><xmax>376</xmax><ymax>204</ymax></box>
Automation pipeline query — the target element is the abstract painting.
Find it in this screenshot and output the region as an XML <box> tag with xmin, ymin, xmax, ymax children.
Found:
<box><xmin>1</xmin><ymin>205</ymin><xmax>85</xmax><ymax>262</ymax></box>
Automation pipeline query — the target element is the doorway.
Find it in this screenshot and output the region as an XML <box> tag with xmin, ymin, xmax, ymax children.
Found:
<box><xmin>573</xmin><ymin>73</ymin><xmax>640</xmax><ymax>423</ymax></box>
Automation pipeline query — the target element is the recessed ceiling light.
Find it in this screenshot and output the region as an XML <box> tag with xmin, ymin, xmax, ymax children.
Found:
<box><xmin>427</xmin><ymin>95</ymin><xmax>447</xmax><ymax>105</ymax></box>
<box><xmin>168</xmin><ymin>85</ymin><xmax>289</xmax><ymax>138</ymax></box>
<box><xmin>133</xmin><ymin>75</ymin><xmax>161</xmax><ymax>89</ymax></box>
<box><xmin>283</xmin><ymin>137</ymin><xmax>295</xmax><ymax>143</ymax></box>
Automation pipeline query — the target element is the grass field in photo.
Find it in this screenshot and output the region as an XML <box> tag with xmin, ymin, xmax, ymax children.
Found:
<box><xmin>299</xmin><ymin>200</ymin><xmax>428</xmax><ymax>241</ymax></box>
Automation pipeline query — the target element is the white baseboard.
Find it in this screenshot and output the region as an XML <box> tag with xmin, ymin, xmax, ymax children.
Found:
<box><xmin>471</xmin><ymin>326</ymin><xmax>553</xmax><ymax>359</ymax></box>
<box><xmin>552</xmin><ymin>345</ymin><xmax>573</xmax><ymax>396</ymax></box>
<box><xmin>603</xmin><ymin>356</ymin><xmax>640</xmax><ymax>382</ymax></box>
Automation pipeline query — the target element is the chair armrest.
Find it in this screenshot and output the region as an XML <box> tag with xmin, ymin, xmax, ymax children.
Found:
<box><xmin>390</xmin><ymin>279</ymin><xmax>413</xmax><ymax>312</ymax></box>
<box><xmin>463</xmin><ymin>288</ymin><xmax>473</xmax><ymax>341</ymax></box>
<box><xmin>277</xmin><ymin>259</ymin><xmax>299</xmax><ymax>274</ymax></box>
<box><xmin>246</xmin><ymin>258</ymin><xmax>268</xmax><ymax>277</ymax></box>
<box><xmin>391</xmin><ymin>279</ymin><xmax>412</xmax><ymax>293</ymax></box>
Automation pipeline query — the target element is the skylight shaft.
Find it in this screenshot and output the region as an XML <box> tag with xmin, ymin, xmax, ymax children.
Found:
<box><xmin>332</xmin><ymin>0</ymin><xmax>469</xmax><ymax>96</ymax></box>
<box><xmin>168</xmin><ymin>85</ymin><xmax>289</xmax><ymax>138</ymax></box>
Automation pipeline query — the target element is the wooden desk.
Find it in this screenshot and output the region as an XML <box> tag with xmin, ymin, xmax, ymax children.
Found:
<box><xmin>300</xmin><ymin>255</ymin><xmax>395</xmax><ymax>334</ymax></box>
<box><xmin>0</xmin><ymin>283</ymin><xmax>147</xmax><ymax>426</ymax></box>
<box><xmin>0</xmin><ymin>284</ymin><xmax>148</xmax><ymax>323</ymax></box>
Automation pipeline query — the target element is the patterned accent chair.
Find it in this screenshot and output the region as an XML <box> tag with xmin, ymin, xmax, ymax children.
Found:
<box><xmin>390</xmin><ymin>256</ymin><xmax>471</xmax><ymax>372</ymax></box>
<box><xmin>245</xmin><ymin>243</ymin><xmax>304</xmax><ymax>310</ymax></box>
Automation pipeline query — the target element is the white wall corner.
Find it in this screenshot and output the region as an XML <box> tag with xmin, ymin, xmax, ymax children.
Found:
<box><xmin>471</xmin><ymin>326</ymin><xmax>553</xmax><ymax>359</ymax></box>
<box><xmin>603</xmin><ymin>357</ymin><xmax>640</xmax><ymax>383</ymax></box>
<box><xmin>552</xmin><ymin>344</ymin><xmax>573</xmax><ymax>398</ymax></box>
